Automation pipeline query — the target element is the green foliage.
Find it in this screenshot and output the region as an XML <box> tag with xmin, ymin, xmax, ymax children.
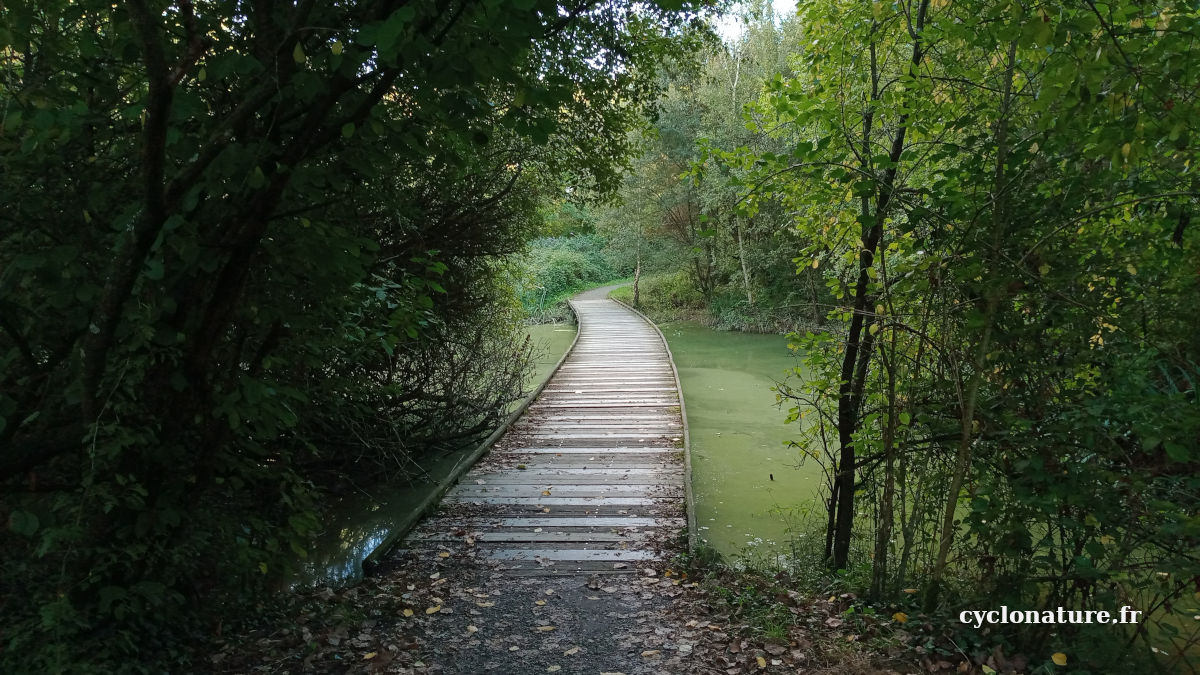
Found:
<box><xmin>698</xmin><ymin>0</ymin><xmax>1200</xmax><ymax>668</ymax></box>
<box><xmin>0</xmin><ymin>0</ymin><xmax>708</xmax><ymax>669</ymax></box>
<box><xmin>515</xmin><ymin>235</ymin><xmax>622</xmax><ymax>322</ymax></box>
<box><xmin>599</xmin><ymin>5</ymin><xmax>832</xmax><ymax>331</ymax></box>
<box><xmin>611</xmin><ymin>271</ymin><xmax>705</xmax><ymax>319</ymax></box>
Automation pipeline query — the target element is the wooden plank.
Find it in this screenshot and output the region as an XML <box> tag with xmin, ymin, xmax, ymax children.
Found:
<box><xmin>450</xmin><ymin>485</ymin><xmax>682</xmax><ymax>497</ymax></box>
<box><xmin>420</xmin><ymin>517</ymin><xmax>681</xmax><ymax>528</ymax></box>
<box><xmin>443</xmin><ymin>496</ymin><xmax>669</xmax><ymax>506</ymax></box>
<box><xmin>398</xmin><ymin>293</ymin><xmax>686</xmax><ymax>577</ymax></box>
<box><xmin>486</xmin><ymin>549</ymin><xmax>660</xmax><ymax>561</ymax></box>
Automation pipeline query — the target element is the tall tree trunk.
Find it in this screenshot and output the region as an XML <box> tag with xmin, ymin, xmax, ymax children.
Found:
<box><xmin>830</xmin><ymin>0</ymin><xmax>929</xmax><ymax>570</ymax></box>
<box><xmin>870</xmin><ymin>321</ymin><xmax>899</xmax><ymax>599</ymax></box>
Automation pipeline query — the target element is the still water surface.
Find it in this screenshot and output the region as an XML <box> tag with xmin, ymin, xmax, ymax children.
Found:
<box><xmin>658</xmin><ymin>321</ymin><xmax>823</xmax><ymax>562</ymax></box>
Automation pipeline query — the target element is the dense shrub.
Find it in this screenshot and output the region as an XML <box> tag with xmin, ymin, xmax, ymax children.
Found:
<box><xmin>516</xmin><ymin>234</ymin><xmax>621</xmax><ymax>321</ymax></box>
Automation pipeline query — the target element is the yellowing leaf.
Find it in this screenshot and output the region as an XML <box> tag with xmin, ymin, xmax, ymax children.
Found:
<box><xmin>869</xmin><ymin>323</ymin><xmax>880</xmax><ymax>336</ymax></box>
<box><xmin>892</xmin><ymin>611</ymin><xmax>908</xmax><ymax>623</ymax></box>
<box><xmin>756</xmin><ymin>655</ymin><xmax>767</xmax><ymax>668</ymax></box>
<box><xmin>425</xmin><ymin>606</ymin><xmax>441</xmax><ymax>614</ymax></box>
<box><xmin>1126</xmin><ymin>263</ymin><xmax>1137</xmax><ymax>275</ymax></box>
<box><xmin>902</xmin><ymin>588</ymin><xmax>918</xmax><ymax>594</ymax></box>
<box><xmin>1052</xmin><ymin>652</ymin><xmax>1068</xmax><ymax>666</ymax></box>
<box><xmin>982</xmin><ymin>666</ymin><xmax>997</xmax><ymax>674</ymax></box>
<box><xmin>812</xmin><ymin>258</ymin><xmax>820</xmax><ymax>269</ymax></box>
<box><xmin>331</xmin><ymin>40</ymin><xmax>343</xmax><ymax>55</ymax></box>
<box><xmin>1121</xmin><ymin>143</ymin><xmax>1132</xmax><ymax>159</ymax></box>
<box><xmin>292</xmin><ymin>42</ymin><xmax>306</xmax><ymax>64</ymax></box>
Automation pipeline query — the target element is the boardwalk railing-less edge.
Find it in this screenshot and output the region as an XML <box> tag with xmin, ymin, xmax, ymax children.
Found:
<box><xmin>404</xmin><ymin>290</ymin><xmax>689</xmax><ymax>575</ymax></box>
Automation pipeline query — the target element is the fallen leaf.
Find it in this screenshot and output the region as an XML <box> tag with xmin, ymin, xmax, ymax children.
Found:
<box><xmin>466</xmin><ymin>625</ymin><xmax>478</xmax><ymax>633</ymax></box>
<box><xmin>402</xmin><ymin>609</ymin><xmax>414</xmax><ymax>617</ymax></box>
<box><xmin>1051</xmin><ymin>653</ymin><xmax>1067</xmax><ymax>666</ymax></box>
<box><xmin>476</xmin><ymin>601</ymin><xmax>495</xmax><ymax>608</ymax></box>
<box><xmin>564</xmin><ymin>647</ymin><xmax>580</xmax><ymax>656</ymax></box>
<box><xmin>547</xmin><ymin>667</ymin><xmax>561</xmax><ymax>673</ymax></box>
<box><xmin>893</xmin><ymin>611</ymin><xmax>908</xmax><ymax>623</ymax></box>
<box><xmin>535</xmin><ymin>600</ymin><xmax>546</xmax><ymax>606</ymax></box>
<box><xmin>425</xmin><ymin>606</ymin><xmax>441</xmax><ymax>615</ymax></box>
<box><xmin>756</xmin><ymin>655</ymin><xmax>767</xmax><ymax>668</ymax></box>
<box><xmin>537</xmin><ymin>626</ymin><xmax>556</xmax><ymax>632</ymax></box>
<box><xmin>641</xmin><ymin>650</ymin><xmax>661</xmax><ymax>657</ymax></box>
<box><xmin>438</xmin><ymin>552</ymin><xmax>450</xmax><ymax>558</ymax></box>
<box><xmin>542</xmin><ymin>489</ymin><xmax>552</xmax><ymax>496</ymax></box>
<box><xmin>362</xmin><ymin>652</ymin><xmax>377</xmax><ymax>660</ymax></box>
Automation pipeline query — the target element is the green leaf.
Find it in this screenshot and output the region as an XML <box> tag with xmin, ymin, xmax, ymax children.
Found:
<box><xmin>9</xmin><ymin>510</ymin><xmax>39</xmax><ymax>537</ymax></box>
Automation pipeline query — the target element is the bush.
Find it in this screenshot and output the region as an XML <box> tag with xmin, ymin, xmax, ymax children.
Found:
<box><xmin>516</xmin><ymin>235</ymin><xmax>620</xmax><ymax>321</ymax></box>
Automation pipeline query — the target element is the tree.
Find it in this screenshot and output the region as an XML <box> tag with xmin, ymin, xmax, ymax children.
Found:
<box><xmin>0</xmin><ymin>0</ymin><xmax>707</xmax><ymax>668</ymax></box>
<box><xmin>717</xmin><ymin>0</ymin><xmax>1199</xmax><ymax>663</ymax></box>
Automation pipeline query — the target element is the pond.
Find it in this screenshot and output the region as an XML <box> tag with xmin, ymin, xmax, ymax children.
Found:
<box><xmin>296</xmin><ymin>323</ymin><xmax>578</xmax><ymax>587</ymax></box>
<box><xmin>657</xmin><ymin>321</ymin><xmax>824</xmax><ymax>564</ymax></box>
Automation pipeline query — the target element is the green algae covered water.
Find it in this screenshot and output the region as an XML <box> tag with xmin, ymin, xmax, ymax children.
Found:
<box><xmin>657</xmin><ymin>321</ymin><xmax>823</xmax><ymax>564</ymax></box>
<box><xmin>298</xmin><ymin>323</ymin><xmax>577</xmax><ymax>587</ymax></box>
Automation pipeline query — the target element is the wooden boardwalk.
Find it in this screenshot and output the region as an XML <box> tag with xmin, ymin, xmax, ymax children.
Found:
<box><xmin>405</xmin><ymin>288</ymin><xmax>687</xmax><ymax>574</ymax></box>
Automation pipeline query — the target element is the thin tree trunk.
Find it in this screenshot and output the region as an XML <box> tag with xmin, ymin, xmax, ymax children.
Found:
<box><xmin>736</xmin><ymin>218</ymin><xmax>754</xmax><ymax>305</ymax></box>
<box><xmin>830</xmin><ymin>0</ymin><xmax>930</xmax><ymax>570</ymax></box>
<box><xmin>925</xmin><ymin>37</ymin><xmax>1019</xmax><ymax>611</ymax></box>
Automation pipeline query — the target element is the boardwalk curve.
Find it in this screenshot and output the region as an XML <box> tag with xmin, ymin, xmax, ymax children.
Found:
<box><xmin>405</xmin><ymin>286</ymin><xmax>687</xmax><ymax>575</ymax></box>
